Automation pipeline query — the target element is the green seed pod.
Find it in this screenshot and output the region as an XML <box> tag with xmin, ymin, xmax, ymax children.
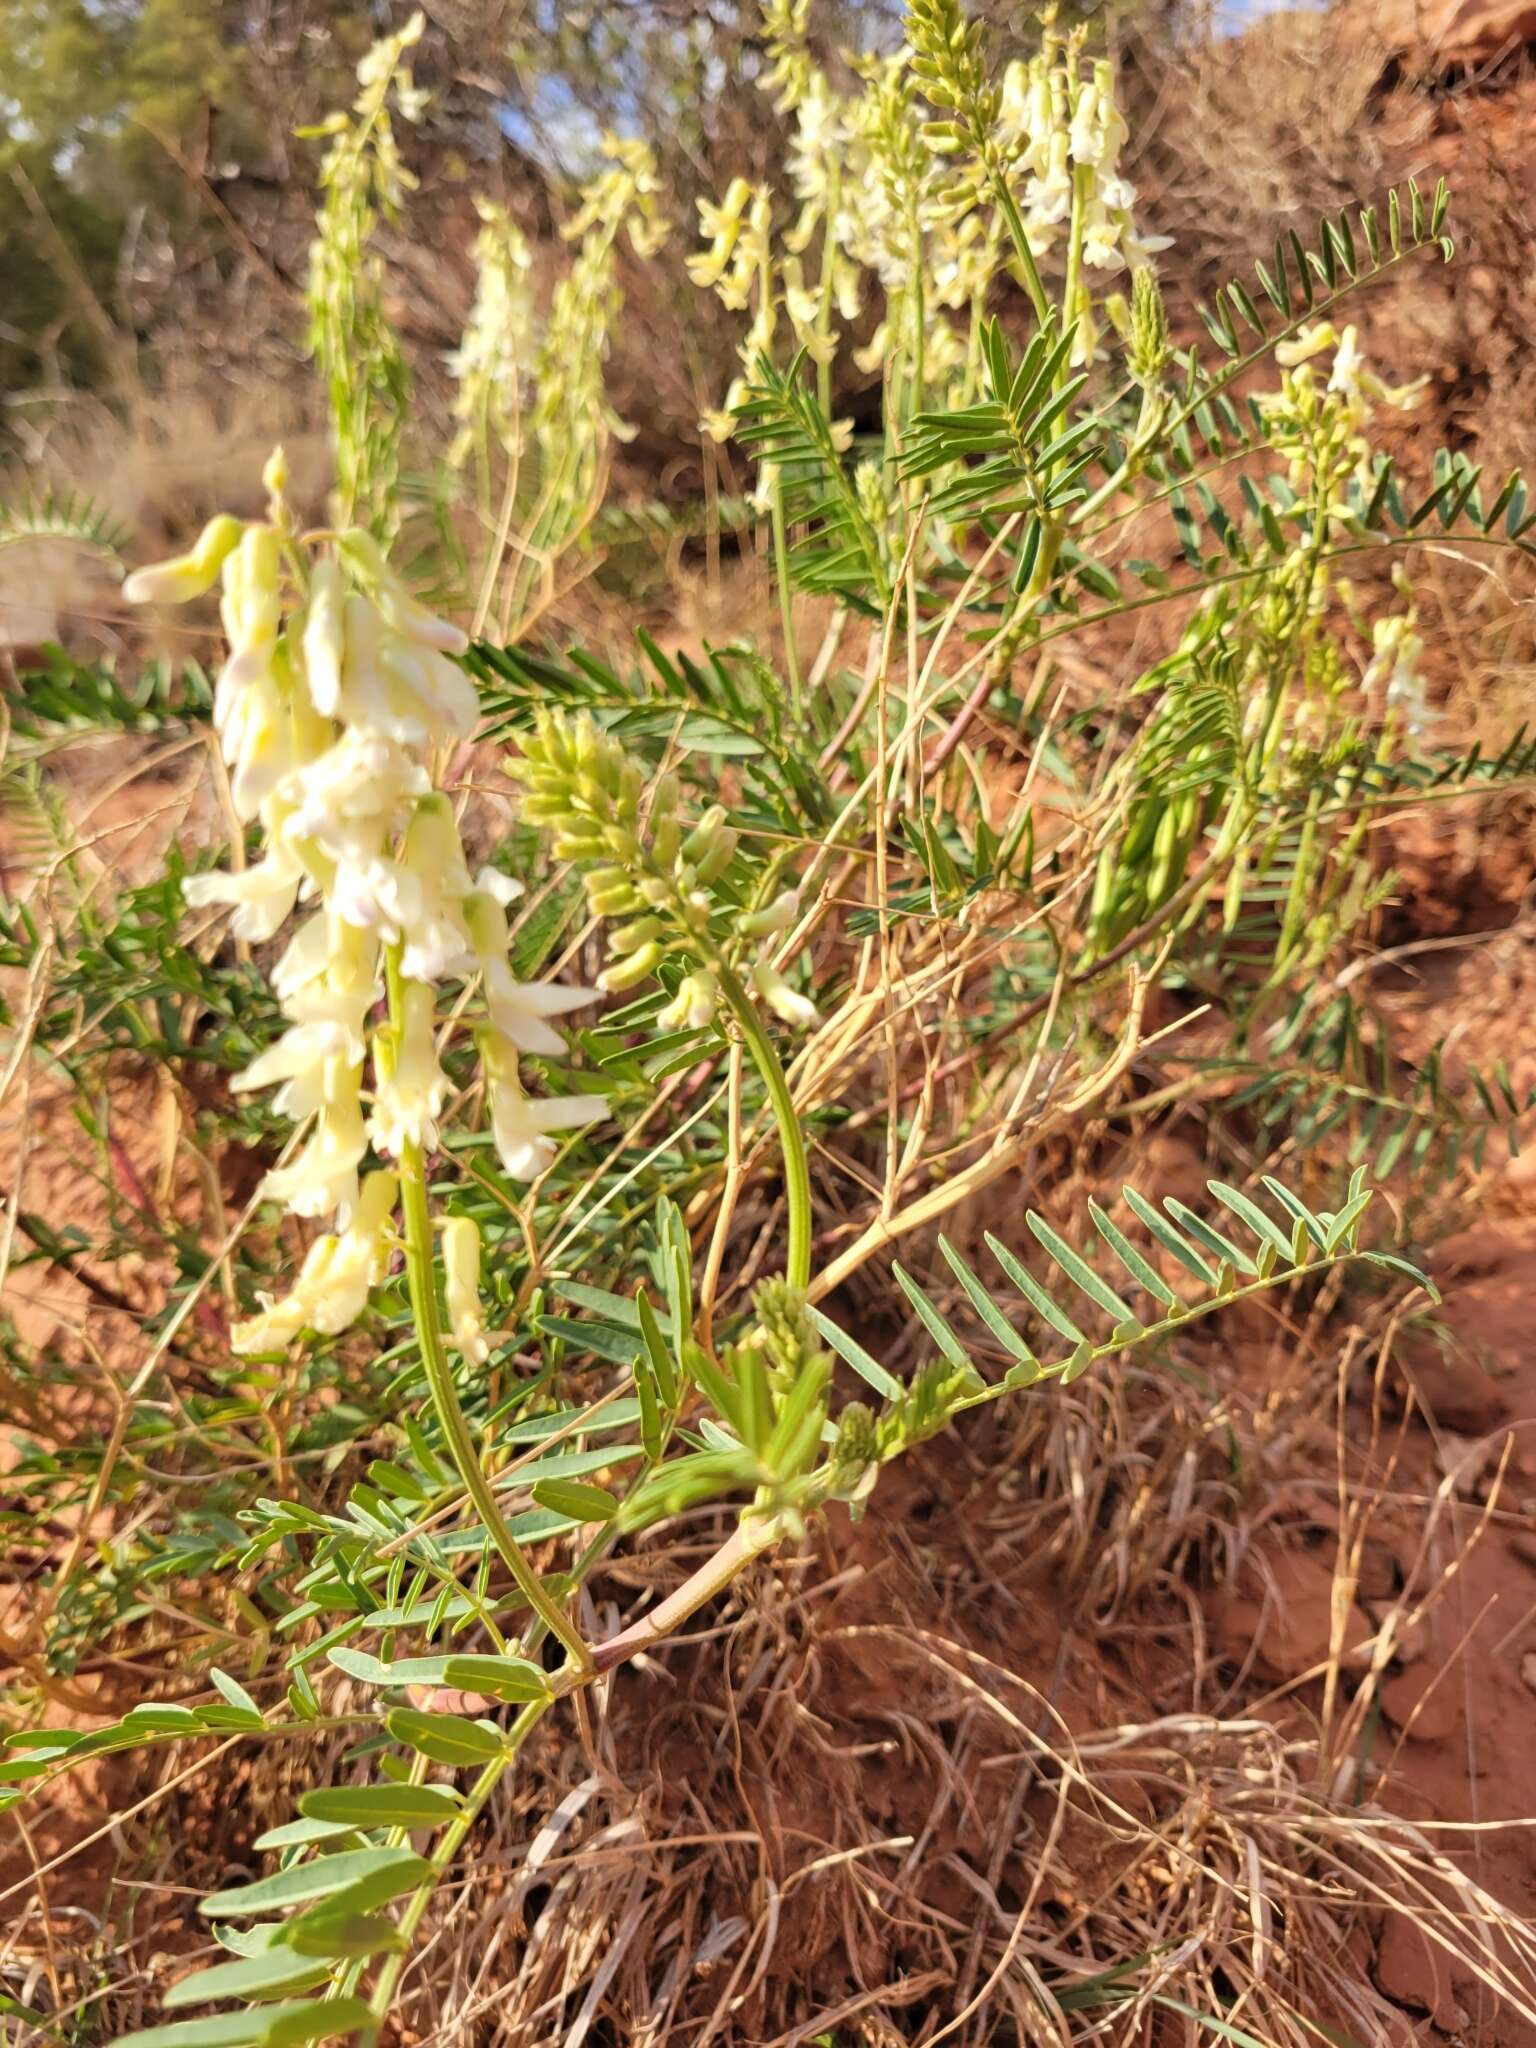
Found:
<box><xmin>1089</xmin><ymin>849</ymin><xmax>1117</xmax><ymax>928</ymax></box>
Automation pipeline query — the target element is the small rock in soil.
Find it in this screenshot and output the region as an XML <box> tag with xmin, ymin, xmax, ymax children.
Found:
<box><xmin>1400</xmin><ymin>1344</ymin><xmax>1509</xmax><ymax>1436</ymax></box>
<box><xmin>1216</xmin><ymin>1548</ymin><xmax>1373</xmax><ymax>1682</ymax></box>
<box><xmin>1356</xmin><ymin>1540</ymin><xmax>1400</xmax><ymax>1602</ymax></box>
<box><xmin>1375</xmin><ymin>1911</ymin><xmax>1457</xmax><ymax>2029</ymax></box>
<box><xmin>1379</xmin><ymin>1662</ymin><xmax>1462</xmax><ymax>1743</ymax></box>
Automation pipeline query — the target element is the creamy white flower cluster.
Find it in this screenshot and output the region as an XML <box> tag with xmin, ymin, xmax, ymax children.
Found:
<box><xmin>446</xmin><ymin>136</ymin><xmax>667</xmax><ymax>517</ymax></box>
<box><xmin>1263</xmin><ymin>321</ymin><xmax>1427</xmax><ymax>502</ymax></box>
<box><xmin>126</xmin><ymin>461</ymin><xmax>607</xmax><ymax>1353</ymax></box>
<box><xmin>446</xmin><ymin>199</ymin><xmax>534</xmax><ymax>468</ymax></box>
<box><xmin>1361</xmin><ymin>568</ymin><xmax>1429</xmax><ymax>741</ymax></box>
<box><xmin>692</xmin><ymin>64</ymin><xmax>947</xmax><ymax>447</ymax></box>
<box><xmin>997</xmin><ymin>37</ymin><xmax>1171</xmax><ymax>364</ymax></box>
<box><xmin>703</xmin><ymin>7</ymin><xmax>1173</xmax><ymax>437</ymax></box>
<box><xmin>688</xmin><ymin>177</ymin><xmax>779</xmax><ymax>444</ymax></box>
<box><xmin>535</xmin><ymin>134</ymin><xmax>668</xmax><ymax>465</ymax></box>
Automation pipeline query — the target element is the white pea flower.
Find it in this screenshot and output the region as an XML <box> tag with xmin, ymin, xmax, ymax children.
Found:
<box><xmin>284</xmin><ymin>728</ymin><xmax>429</xmax><ymax>870</ymax></box>
<box><xmin>215</xmin><ymin>524</ymin><xmax>283</xmax><ymax>699</ymax></box>
<box><xmin>752</xmin><ymin>959</ymin><xmax>819</xmax><ymax>1030</ymax></box>
<box><xmin>332</xmin><ymin>796</ymin><xmax>476</xmax><ymax>982</ymax></box>
<box><xmin>483</xmin><ymin>1030</ymin><xmax>608</xmax><ymax>1180</ymax></box>
<box><xmin>328</xmin><ymin>591</ymin><xmax>478</xmax><ymax>744</ymax></box>
<box><xmin>126</xmin><ymin>470</ymin><xmax>611</xmax><ymax>1264</ymax></box>
<box><xmin>277</xmin><ymin>916</ymin><xmax>381</xmax><ymax>1045</ymax></box>
<box><xmin>233</xmin><ymin>1019</ymin><xmax>366</xmax><ymax>1118</ymax></box>
<box><xmin>687</xmin><ymin>177</ymin><xmax>757</xmax><ymax>291</ymax></box>
<box><xmin>1082</xmin><ymin>211</ymin><xmax>1126</xmax><ymax>273</ymax></box>
<box><xmin>1276</xmin><ymin>322</ymin><xmax>1338</xmax><ymax>370</ymax></box>
<box><xmin>463</xmin><ymin>888</ymin><xmax>596</xmax><ymax>1052</ymax></box>
<box><xmin>378</xmin><ymin>628</ymin><xmax>481</xmax><ymax>740</ymax></box>
<box><xmin>370</xmin><ymin>976</ymin><xmax>450</xmax><ymax>1157</ymax></box>
<box><xmin>1028</xmin><ymin>134</ymin><xmax>1074</xmax><ymax>230</ymax></box>
<box><xmin>122</xmin><ymin>514</ymin><xmax>244</xmax><ymax>607</ymax></box>
<box><xmin>474</xmin><ymin>865</ymin><xmax>523</xmax><ymax>908</ymax></box>
<box><xmin>1365</xmin><ymin>613</ymin><xmax>1429</xmax><ymax>739</ymax></box>
<box><xmin>218</xmin><ymin>658</ymin><xmax>306</xmax><ymax>824</ymax></box>
<box><xmin>657</xmin><ymin>970</ymin><xmax>719</xmax><ymax>1032</ymax></box>
<box><xmin>301</xmin><ymin>557</ymin><xmax>348</xmax><ymax>716</ymax></box>
<box><xmin>232</xmin><ymin>1170</ymin><xmax>398</xmax><ymax>1354</ymax></box>
<box><xmin>258</xmin><ymin>1055</ymin><xmax>369</xmax><ymax>1222</ymax></box>
<box><xmin>183</xmin><ymin>794</ymin><xmax>306</xmax><ymax>941</ymax></box>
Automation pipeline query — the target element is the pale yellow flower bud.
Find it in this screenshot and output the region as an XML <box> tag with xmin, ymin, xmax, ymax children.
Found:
<box><xmin>370</xmin><ymin>976</ymin><xmax>450</xmax><ymax>1158</ymax></box>
<box><xmin>442</xmin><ymin>1215</ymin><xmax>489</xmax><ymax>1365</ymax></box>
<box><xmin>482</xmin><ymin>1028</ymin><xmax>608</xmax><ymax>1179</ymax></box>
<box><xmin>597</xmin><ymin>940</ymin><xmax>664</xmax><ymax>992</ymax></box>
<box><xmin>738</xmin><ymin>890</ymin><xmax>800</xmax><ymax>938</ymax></box>
<box><xmin>122</xmin><ymin>514</ymin><xmax>243</xmax><ymax>606</ymax></box>
<box><xmin>752</xmin><ymin>959</ymin><xmax>819</xmax><ymax>1030</ymax></box>
<box><xmin>657</xmin><ymin>970</ymin><xmax>719</xmax><ymax>1032</ymax></box>
<box><xmin>262</xmin><ymin>445</ymin><xmax>290</xmax><ymax>509</ymax></box>
<box><xmin>232</xmin><ymin>1169</ymin><xmax>397</xmax><ymax>1354</ymax></box>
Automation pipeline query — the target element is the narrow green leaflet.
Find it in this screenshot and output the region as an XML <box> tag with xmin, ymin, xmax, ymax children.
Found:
<box><xmin>200</xmin><ymin>1848</ymin><xmax>432</xmax><ymax>1920</ymax></box>
<box><xmin>297</xmin><ymin>1784</ymin><xmax>462</xmax><ymax>1827</ymax></box>
<box><xmin>163</xmin><ymin>1951</ymin><xmax>331</xmax><ymax>2011</ymax></box>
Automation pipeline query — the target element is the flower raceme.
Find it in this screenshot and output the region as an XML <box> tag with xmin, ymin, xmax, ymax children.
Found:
<box><xmin>125</xmin><ymin>460</ymin><xmax>609</xmax><ymax>1354</ymax></box>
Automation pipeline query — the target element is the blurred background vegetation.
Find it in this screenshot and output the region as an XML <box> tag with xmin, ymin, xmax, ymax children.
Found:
<box><xmin>3</xmin><ymin>0</ymin><xmax>1532</xmax><ymax>633</ymax></box>
<box><xmin>1</xmin><ymin>4</ymin><xmax>1186</xmax><ymax>511</ymax></box>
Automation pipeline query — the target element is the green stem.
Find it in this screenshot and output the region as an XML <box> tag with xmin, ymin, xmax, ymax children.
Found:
<box><xmin>909</xmin><ymin>207</ymin><xmax>926</xmax><ymax>424</ymax></box>
<box><xmin>815</xmin><ymin>158</ymin><xmax>841</xmax><ymax>419</ymax></box>
<box><xmin>361</xmin><ymin>1698</ymin><xmax>548</xmax><ymax>2043</ymax></box>
<box><xmin>1060</xmin><ymin>161</ymin><xmax>1093</xmax><ymax>389</ymax></box>
<box><xmin>715</xmin><ymin>960</ymin><xmax>812</xmax><ymax>1293</ymax></box>
<box><xmin>771</xmin><ymin>470</ymin><xmax>805</xmax><ymax>719</ymax></box>
<box><xmin>991</xmin><ymin>170</ymin><xmax>1051</xmax><ymax>330</ymax></box>
<box><xmin>386</xmin><ymin>956</ymin><xmax>591</xmax><ymax>1671</ymax></box>
<box><xmin>756</xmin><ymin>229</ymin><xmax>805</xmax><ymax>722</ymax></box>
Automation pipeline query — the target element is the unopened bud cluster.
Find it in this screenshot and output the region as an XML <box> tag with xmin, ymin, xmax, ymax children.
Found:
<box><xmin>750</xmin><ymin>1278</ymin><xmax>827</xmax><ymax>1405</ymax></box>
<box><xmin>509</xmin><ymin>708</ymin><xmax>819</xmax><ymax>1033</ymax></box>
<box><xmin>127</xmin><ymin>459</ymin><xmax>607</xmax><ymax>1356</ymax></box>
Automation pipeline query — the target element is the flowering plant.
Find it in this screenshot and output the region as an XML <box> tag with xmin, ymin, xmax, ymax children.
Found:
<box><xmin>11</xmin><ymin>4</ymin><xmax>1536</xmax><ymax>2044</ymax></box>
